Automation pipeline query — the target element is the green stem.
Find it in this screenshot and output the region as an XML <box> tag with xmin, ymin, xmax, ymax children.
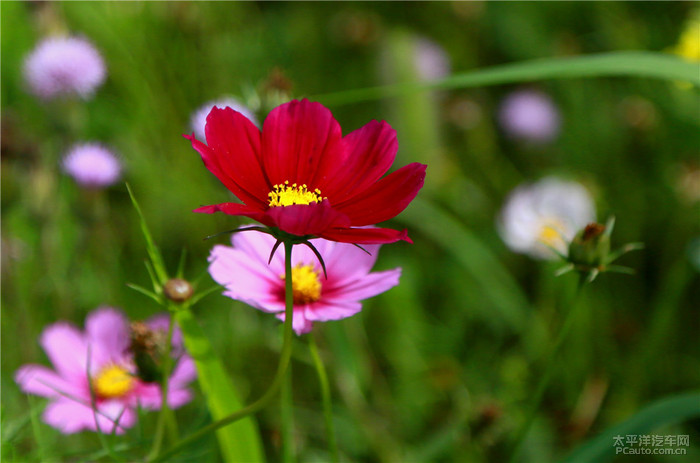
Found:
<box><xmin>146</xmin><ymin>311</ymin><xmax>177</xmax><ymax>460</ymax></box>
<box><xmin>508</xmin><ymin>278</ymin><xmax>586</xmax><ymax>463</ymax></box>
<box><xmin>309</xmin><ymin>334</ymin><xmax>339</xmax><ymax>463</ymax></box>
<box><xmin>280</xmin><ymin>365</ymin><xmax>295</xmax><ymax>463</ymax></box>
<box><xmin>149</xmin><ymin>240</ymin><xmax>296</xmax><ymax>463</ymax></box>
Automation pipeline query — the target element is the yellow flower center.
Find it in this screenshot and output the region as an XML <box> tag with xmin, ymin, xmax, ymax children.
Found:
<box><xmin>538</xmin><ymin>223</ymin><xmax>565</xmax><ymax>248</ymax></box>
<box><xmin>268</xmin><ymin>181</ymin><xmax>325</xmax><ymax>207</ymax></box>
<box><xmin>93</xmin><ymin>365</ymin><xmax>135</xmax><ymax>399</ymax></box>
<box><xmin>282</xmin><ymin>264</ymin><xmax>322</xmax><ymax>304</ymax></box>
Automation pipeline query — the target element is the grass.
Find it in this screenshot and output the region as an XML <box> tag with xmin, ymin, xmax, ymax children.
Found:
<box><xmin>2</xmin><ymin>1</ymin><xmax>699</xmax><ymax>462</ymax></box>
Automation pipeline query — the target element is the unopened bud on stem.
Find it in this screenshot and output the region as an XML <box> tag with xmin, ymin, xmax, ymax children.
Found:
<box><xmin>163</xmin><ymin>278</ymin><xmax>193</xmax><ymax>303</ymax></box>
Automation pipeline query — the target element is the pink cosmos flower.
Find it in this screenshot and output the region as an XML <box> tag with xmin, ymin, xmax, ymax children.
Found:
<box><xmin>23</xmin><ymin>36</ymin><xmax>106</xmax><ymax>100</ymax></box>
<box><xmin>208</xmin><ymin>229</ymin><xmax>402</xmax><ymax>335</ymax></box>
<box><xmin>14</xmin><ymin>307</ymin><xmax>196</xmax><ymax>434</ymax></box>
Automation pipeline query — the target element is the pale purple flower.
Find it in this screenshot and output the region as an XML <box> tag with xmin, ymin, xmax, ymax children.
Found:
<box><xmin>14</xmin><ymin>307</ymin><xmax>196</xmax><ymax>434</ymax></box>
<box><xmin>190</xmin><ymin>97</ymin><xmax>258</xmax><ymax>141</ymax></box>
<box><xmin>499</xmin><ymin>90</ymin><xmax>561</xmax><ymax>143</ymax></box>
<box><xmin>498</xmin><ymin>177</ymin><xmax>595</xmax><ymax>259</ymax></box>
<box><xmin>62</xmin><ymin>143</ymin><xmax>121</xmax><ymax>188</ymax></box>
<box><xmin>414</xmin><ymin>37</ymin><xmax>451</xmax><ymax>81</ymax></box>
<box><xmin>208</xmin><ymin>229</ymin><xmax>401</xmax><ymax>335</ymax></box>
<box><xmin>23</xmin><ymin>36</ymin><xmax>106</xmax><ymax>100</ymax></box>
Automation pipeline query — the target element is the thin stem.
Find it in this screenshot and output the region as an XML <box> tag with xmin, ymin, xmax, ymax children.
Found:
<box><xmin>309</xmin><ymin>334</ymin><xmax>339</xmax><ymax>463</ymax></box>
<box><xmin>280</xmin><ymin>364</ymin><xmax>295</xmax><ymax>463</ymax></box>
<box><xmin>508</xmin><ymin>278</ymin><xmax>586</xmax><ymax>463</ymax></box>
<box><xmin>146</xmin><ymin>313</ymin><xmax>177</xmax><ymax>460</ymax></box>
<box><xmin>149</xmin><ymin>240</ymin><xmax>296</xmax><ymax>463</ymax></box>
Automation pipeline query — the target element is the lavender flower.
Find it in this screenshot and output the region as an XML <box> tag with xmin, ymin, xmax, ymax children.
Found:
<box><xmin>23</xmin><ymin>36</ymin><xmax>106</xmax><ymax>100</ymax></box>
<box><xmin>499</xmin><ymin>90</ymin><xmax>561</xmax><ymax>143</ymax></box>
<box><xmin>414</xmin><ymin>37</ymin><xmax>451</xmax><ymax>81</ymax></box>
<box><xmin>62</xmin><ymin>143</ymin><xmax>121</xmax><ymax>188</ymax></box>
<box><xmin>190</xmin><ymin>97</ymin><xmax>258</xmax><ymax>141</ymax></box>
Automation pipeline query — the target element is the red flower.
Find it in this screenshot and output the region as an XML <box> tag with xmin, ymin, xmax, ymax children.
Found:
<box><xmin>185</xmin><ymin>99</ymin><xmax>426</xmax><ymax>244</ymax></box>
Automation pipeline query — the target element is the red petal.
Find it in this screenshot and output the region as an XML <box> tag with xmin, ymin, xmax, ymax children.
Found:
<box><xmin>319</xmin><ymin>120</ymin><xmax>398</xmax><ymax>202</ymax></box>
<box><xmin>184</xmin><ymin>133</ymin><xmax>265</xmax><ymax>208</ymax></box>
<box><xmin>261</xmin><ymin>99</ymin><xmax>343</xmax><ymax>188</ymax></box>
<box><xmin>335</xmin><ymin>163</ymin><xmax>427</xmax><ymax>226</ymax></box>
<box><xmin>204</xmin><ymin>107</ymin><xmax>270</xmax><ymax>202</ymax></box>
<box><xmin>193</xmin><ymin>202</ymin><xmax>269</xmax><ymax>224</ymax></box>
<box><xmin>265</xmin><ymin>201</ymin><xmax>350</xmax><ymax>237</ymax></box>
<box><xmin>320</xmin><ymin>227</ymin><xmax>413</xmax><ymax>244</ymax></box>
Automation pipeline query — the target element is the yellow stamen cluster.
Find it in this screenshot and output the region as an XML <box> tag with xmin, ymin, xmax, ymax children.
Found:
<box><xmin>538</xmin><ymin>222</ymin><xmax>565</xmax><ymax>248</ymax></box>
<box><xmin>268</xmin><ymin>181</ymin><xmax>324</xmax><ymax>207</ymax></box>
<box><xmin>282</xmin><ymin>264</ymin><xmax>322</xmax><ymax>304</ymax></box>
<box><xmin>93</xmin><ymin>364</ymin><xmax>135</xmax><ymax>399</ymax></box>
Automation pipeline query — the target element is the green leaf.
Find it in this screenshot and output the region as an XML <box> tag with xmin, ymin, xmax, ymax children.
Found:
<box><xmin>175</xmin><ymin>307</ymin><xmax>265</xmax><ymax>463</ymax></box>
<box><xmin>561</xmin><ymin>391</ymin><xmax>700</xmax><ymax>463</ymax></box>
<box><xmin>399</xmin><ymin>198</ymin><xmax>530</xmax><ymax>331</ymax></box>
<box><xmin>126</xmin><ymin>183</ymin><xmax>169</xmax><ymax>285</ymax></box>
<box><xmin>314</xmin><ymin>51</ymin><xmax>700</xmax><ymax>106</ymax></box>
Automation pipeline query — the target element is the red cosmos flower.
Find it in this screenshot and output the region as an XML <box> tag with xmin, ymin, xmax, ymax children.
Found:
<box><xmin>185</xmin><ymin>99</ymin><xmax>426</xmax><ymax>244</ymax></box>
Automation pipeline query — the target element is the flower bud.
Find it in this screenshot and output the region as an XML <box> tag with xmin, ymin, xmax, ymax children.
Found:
<box><xmin>568</xmin><ymin>222</ymin><xmax>610</xmax><ymax>269</ymax></box>
<box><xmin>163</xmin><ymin>278</ymin><xmax>193</xmax><ymax>303</ymax></box>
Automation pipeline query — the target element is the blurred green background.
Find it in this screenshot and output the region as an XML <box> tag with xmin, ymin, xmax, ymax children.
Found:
<box><xmin>2</xmin><ymin>1</ymin><xmax>699</xmax><ymax>462</ymax></box>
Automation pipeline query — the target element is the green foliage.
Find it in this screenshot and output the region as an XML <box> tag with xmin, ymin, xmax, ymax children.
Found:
<box><xmin>2</xmin><ymin>2</ymin><xmax>699</xmax><ymax>462</ymax></box>
<box><xmin>562</xmin><ymin>392</ymin><xmax>700</xmax><ymax>463</ymax></box>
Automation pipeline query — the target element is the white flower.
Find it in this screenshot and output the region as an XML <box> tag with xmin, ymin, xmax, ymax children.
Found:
<box><xmin>499</xmin><ymin>177</ymin><xmax>596</xmax><ymax>259</ymax></box>
<box><xmin>62</xmin><ymin>143</ymin><xmax>121</xmax><ymax>188</ymax></box>
<box><xmin>23</xmin><ymin>36</ymin><xmax>106</xmax><ymax>100</ymax></box>
<box><xmin>190</xmin><ymin>97</ymin><xmax>258</xmax><ymax>141</ymax></box>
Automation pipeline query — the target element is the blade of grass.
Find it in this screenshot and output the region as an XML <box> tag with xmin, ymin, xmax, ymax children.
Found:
<box><xmin>126</xmin><ymin>183</ymin><xmax>168</xmax><ymax>285</ymax></box>
<box><xmin>399</xmin><ymin>197</ymin><xmax>530</xmax><ymax>331</ymax></box>
<box><xmin>313</xmin><ymin>51</ymin><xmax>700</xmax><ymax>106</ymax></box>
<box><xmin>561</xmin><ymin>391</ymin><xmax>700</xmax><ymax>463</ymax></box>
<box><xmin>175</xmin><ymin>307</ymin><xmax>265</xmax><ymax>463</ymax></box>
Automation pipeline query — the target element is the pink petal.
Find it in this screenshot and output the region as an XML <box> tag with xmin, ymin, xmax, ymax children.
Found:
<box><xmin>275</xmin><ymin>308</ymin><xmax>314</xmax><ymax>335</ymax></box>
<box><xmin>231</xmin><ymin>297</ymin><xmax>285</xmax><ymax>314</ymax></box>
<box><xmin>85</xmin><ymin>307</ymin><xmax>130</xmax><ymax>368</ymax></box>
<box><xmin>209</xmin><ymin>244</ymin><xmax>281</xmax><ymax>304</ymax></box>
<box><xmin>43</xmin><ymin>398</ymin><xmax>134</xmax><ymax>434</ymax></box>
<box><xmin>170</xmin><ymin>355</ymin><xmax>197</xmax><ymax>386</ymax></box>
<box><xmin>128</xmin><ymin>359</ymin><xmax>196</xmax><ymax>410</ymax></box>
<box><xmin>39</xmin><ymin>322</ymin><xmax>88</xmax><ymax>381</ymax></box>
<box><xmin>319</xmin><ymin>240</ymin><xmax>383</xmax><ymax>285</ymax></box>
<box><xmin>335</xmin><ymin>163</ymin><xmax>427</xmax><ymax>226</ymax></box>
<box><xmin>261</xmin><ymin>99</ymin><xmax>343</xmax><ymax>188</ymax></box>
<box><xmin>132</xmin><ymin>382</ymin><xmax>161</xmax><ymax>409</ymax></box>
<box><xmin>325</xmin><ymin>268</ymin><xmax>401</xmax><ymax>301</ymax></box>
<box><xmin>306</xmin><ymin>300</ymin><xmax>362</xmax><ymax>322</ymax></box>
<box><xmin>15</xmin><ymin>365</ymin><xmax>80</xmax><ymax>399</ymax></box>
<box><xmin>320</xmin><ymin>120</ymin><xmax>398</xmax><ymax>202</ymax></box>
<box><xmin>231</xmin><ymin>229</ymin><xmax>285</xmax><ymax>272</ymax></box>
<box><xmin>97</xmin><ymin>400</ymin><xmax>136</xmax><ymax>434</ymax></box>
<box><xmin>166</xmin><ymin>387</ymin><xmax>193</xmax><ymax>409</ymax></box>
